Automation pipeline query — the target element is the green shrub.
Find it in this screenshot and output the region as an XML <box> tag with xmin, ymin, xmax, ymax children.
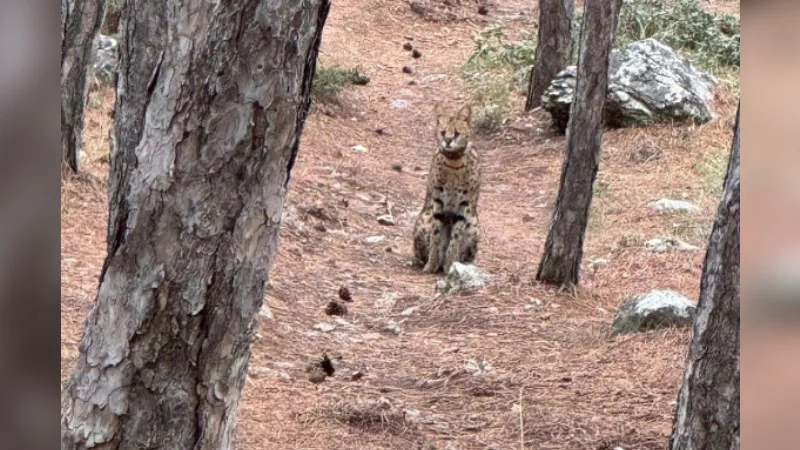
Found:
<box><xmin>572</xmin><ymin>0</ymin><xmax>739</xmax><ymax>71</ymax></box>
<box><xmin>616</xmin><ymin>0</ymin><xmax>739</xmax><ymax>70</ymax></box>
<box><xmin>461</xmin><ymin>26</ymin><xmax>537</xmax><ymax>133</ymax></box>
<box><xmin>462</xmin><ymin>26</ymin><xmax>537</xmax><ymax>80</ymax></box>
<box><xmin>312</xmin><ymin>66</ymin><xmax>370</xmax><ymax>103</ymax></box>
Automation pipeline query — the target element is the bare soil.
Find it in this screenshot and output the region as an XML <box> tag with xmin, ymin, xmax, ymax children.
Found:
<box><xmin>61</xmin><ymin>0</ymin><xmax>739</xmax><ymax>448</ymax></box>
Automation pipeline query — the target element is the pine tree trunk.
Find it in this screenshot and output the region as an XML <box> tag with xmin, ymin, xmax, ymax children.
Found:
<box><xmin>536</xmin><ymin>0</ymin><xmax>622</xmax><ymax>286</ymax></box>
<box><xmin>525</xmin><ymin>0</ymin><xmax>574</xmax><ymax>111</ymax></box>
<box><xmin>61</xmin><ymin>0</ymin><xmax>106</xmax><ymax>173</ymax></box>
<box><xmin>670</xmin><ymin>104</ymin><xmax>740</xmax><ymax>450</ymax></box>
<box><xmin>60</xmin><ymin>0</ymin><xmax>330</xmax><ymax>448</ymax></box>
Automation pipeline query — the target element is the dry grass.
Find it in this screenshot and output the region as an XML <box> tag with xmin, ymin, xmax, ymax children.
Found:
<box><xmin>61</xmin><ymin>0</ymin><xmax>738</xmax><ymax>448</ymax></box>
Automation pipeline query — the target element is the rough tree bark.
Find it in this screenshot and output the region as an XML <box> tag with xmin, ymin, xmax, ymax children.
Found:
<box><xmin>670</xmin><ymin>103</ymin><xmax>740</xmax><ymax>450</ymax></box>
<box><xmin>536</xmin><ymin>0</ymin><xmax>622</xmax><ymax>286</ymax></box>
<box><xmin>525</xmin><ymin>0</ymin><xmax>574</xmax><ymax>111</ymax></box>
<box><xmin>61</xmin><ymin>0</ymin><xmax>106</xmax><ymax>173</ymax></box>
<box><xmin>60</xmin><ymin>0</ymin><xmax>331</xmax><ymax>448</ymax></box>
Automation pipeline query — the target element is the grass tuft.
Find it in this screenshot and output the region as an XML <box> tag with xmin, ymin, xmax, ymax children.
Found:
<box><xmin>312</xmin><ymin>66</ymin><xmax>370</xmax><ymax>103</ymax></box>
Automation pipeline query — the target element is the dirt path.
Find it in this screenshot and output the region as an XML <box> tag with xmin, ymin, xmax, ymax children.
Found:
<box><xmin>61</xmin><ymin>1</ymin><xmax>739</xmax><ymax>449</ymax></box>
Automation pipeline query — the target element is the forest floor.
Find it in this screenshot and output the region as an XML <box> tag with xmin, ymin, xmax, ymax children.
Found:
<box><xmin>61</xmin><ymin>0</ymin><xmax>739</xmax><ymax>448</ymax></box>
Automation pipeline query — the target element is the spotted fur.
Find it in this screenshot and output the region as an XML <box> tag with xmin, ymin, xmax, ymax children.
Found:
<box><xmin>412</xmin><ymin>104</ymin><xmax>481</xmax><ymax>273</ymax></box>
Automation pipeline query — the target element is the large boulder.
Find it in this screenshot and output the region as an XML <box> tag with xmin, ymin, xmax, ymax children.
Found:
<box><xmin>611</xmin><ymin>290</ymin><xmax>696</xmax><ymax>336</ymax></box>
<box><xmin>89</xmin><ymin>34</ymin><xmax>119</xmax><ymax>90</ymax></box>
<box><xmin>542</xmin><ymin>39</ymin><xmax>718</xmax><ymax>133</ymax></box>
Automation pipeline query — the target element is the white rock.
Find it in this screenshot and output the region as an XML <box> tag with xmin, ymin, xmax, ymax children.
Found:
<box><xmin>436</xmin><ymin>262</ymin><xmax>493</xmax><ymax>293</ymax></box>
<box><xmin>465</xmin><ymin>359</ymin><xmax>493</xmax><ymax>376</ymax></box>
<box><xmin>364</xmin><ymin>235</ymin><xmax>386</xmax><ymax>244</ymax></box>
<box><xmin>361</xmin><ymin>333</ymin><xmax>382</xmax><ymax>341</ymax></box>
<box><xmin>543</xmin><ymin>39</ymin><xmax>718</xmax><ymax>133</ymax></box>
<box><xmin>259</xmin><ymin>304</ymin><xmax>273</xmax><ymax>320</ymax></box>
<box><xmin>400</xmin><ymin>306</ymin><xmax>419</xmax><ymax>317</ymax></box>
<box><xmin>375</xmin><ymin>292</ymin><xmax>398</xmax><ymax>308</ymax></box>
<box><xmin>351</xmin><ymin>144</ymin><xmax>368</xmax><ymax>153</ymax></box>
<box><xmin>648</xmin><ymin>198</ymin><xmax>700</xmax><ymax>213</ymax></box>
<box><xmin>646</xmin><ymin>237</ymin><xmax>700</xmax><ymax>253</ymax></box>
<box><xmin>390</xmin><ymin>99</ymin><xmax>410</xmax><ymax>109</ymax></box>
<box><xmin>377</xmin><ymin>215</ymin><xmax>396</xmax><ymax>226</ymax></box>
<box><xmin>383</xmin><ymin>319</ymin><xmax>402</xmax><ymax>335</ymax></box>
<box><xmin>313</xmin><ymin>322</ymin><xmax>336</xmax><ymax>333</ymax></box>
<box><xmin>611</xmin><ymin>290</ymin><xmax>697</xmax><ymax>335</ymax></box>
<box><xmin>404</xmin><ymin>409</ymin><xmax>422</xmax><ymax>423</ymax></box>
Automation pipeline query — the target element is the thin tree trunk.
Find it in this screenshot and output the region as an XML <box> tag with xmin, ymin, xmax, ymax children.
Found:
<box><xmin>61</xmin><ymin>0</ymin><xmax>106</xmax><ymax>173</ymax></box>
<box><xmin>525</xmin><ymin>0</ymin><xmax>574</xmax><ymax>111</ymax></box>
<box><xmin>60</xmin><ymin>0</ymin><xmax>330</xmax><ymax>448</ymax></box>
<box><xmin>670</xmin><ymin>103</ymin><xmax>740</xmax><ymax>450</ymax></box>
<box><xmin>536</xmin><ymin>0</ymin><xmax>622</xmax><ymax>286</ymax></box>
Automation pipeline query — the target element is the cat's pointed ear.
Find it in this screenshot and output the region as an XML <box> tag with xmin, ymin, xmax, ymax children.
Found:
<box><xmin>457</xmin><ymin>104</ymin><xmax>472</xmax><ymax>125</ymax></box>
<box><xmin>433</xmin><ymin>103</ymin><xmax>444</xmax><ymax>127</ymax></box>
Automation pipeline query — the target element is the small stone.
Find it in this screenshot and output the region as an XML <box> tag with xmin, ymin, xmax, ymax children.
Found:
<box><xmin>487</xmin><ymin>307</ymin><xmax>499</xmax><ymax>314</ymax></box>
<box><xmin>645</xmin><ymin>237</ymin><xmax>700</xmax><ymax>253</ymax></box>
<box><xmin>351</xmin><ymin>371</ymin><xmax>365</xmax><ymax>381</ymax></box>
<box><xmin>325</xmin><ymin>300</ymin><xmax>348</xmax><ymax>316</ymax></box>
<box><xmin>522</xmin><ymin>213</ymin><xmax>535</xmax><ymax>222</ymax></box>
<box><xmin>465</xmin><ymin>359</ymin><xmax>492</xmax><ymax>376</ymax></box>
<box><xmin>376</xmin><ymin>292</ymin><xmax>398</xmax><ymax>308</ymax></box>
<box><xmin>436</xmin><ymin>263</ymin><xmax>492</xmax><ymax>294</ymax></box>
<box><xmin>376</xmin><ymin>127</ymin><xmax>386</xmax><ymax>135</ymax></box>
<box><xmin>477</xmin><ymin>5</ymin><xmax>489</xmax><ymax>15</ymax></box>
<box><xmin>313</xmin><ymin>322</ymin><xmax>337</xmax><ymax>333</ymax></box>
<box><xmin>391</xmin><ymin>162</ymin><xmax>403</xmax><ymax>172</ymax></box>
<box><xmin>377</xmin><ymin>215</ymin><xmax>396</xmax><ymax>226</ymax></box>
<box><xmin>391</xmin><ymin>99</ymin><xmax>410</xmax><ymax>109</ymax></box>
<box><xmin>351</xmin><ymin>72</ymin><xmax>370</xmax><ymax>86</ymax></box>
<box><xmin>351</xmin><ymin>144</ymin><xmax>368</xmax><ymax>153</ymax></box>
<box><xmin>611</xmin><ymin>290</ymin><xmax>697</xmax><ymax>335</ymax></box>
<box><xmin>383</xmin><ymin>319</ymin><xmax>402</xmax><ymax>335</ymax></box>
<box><xmin>402</xmin><ymin>66</ymin><xmax>414</xmax><ymax>74</ymax></box>
<box><xmin>400</xmin><ymin>306</ymin><xmax>419</xmax><ymax>317</ymax></box>
<box><xmin>524</xmin><ymin>298</ymin><xmax>543</xmax><ymax>309</ymax></box>
<box><xmin>361</xmin><ymin>333</ymin><xmax>382</xmax><ymax>341</ymax></box>
<box><xmin>403</xmin><ymin>42</ymin><xmax>413</xmax><ymax>51</ymax></box>
<box><xmin>648</xmin><ymin>198</ymin><xmax>700</xmax><ymax>214</ymax></box>
<box><xmin>338</xmin><ymin>286</ymin><xmax>353</xmax><ymax>302</ymax></box>
<box><xmin>412</xmin><ymin>49</ymin><xmax>422</xmax><ymax>58</ymax></box>
<box><xmin>259</xmin><ymin>304</ymin><xmax>273</xmax><ymax>320</ymax></box>
<box><xmin>408</xmin><ymin>80</ymin><xmax>418</xmax><ymax>86</ymax></box>
<box><xmin>404</xmin><ymin>409</ymin><xmax>422</xmax><ymax>423</ymax></box>
<box><xmin>364</xmin><ymin>235</ymin><xmax>386</xmax><ymax>244</ymax></box>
